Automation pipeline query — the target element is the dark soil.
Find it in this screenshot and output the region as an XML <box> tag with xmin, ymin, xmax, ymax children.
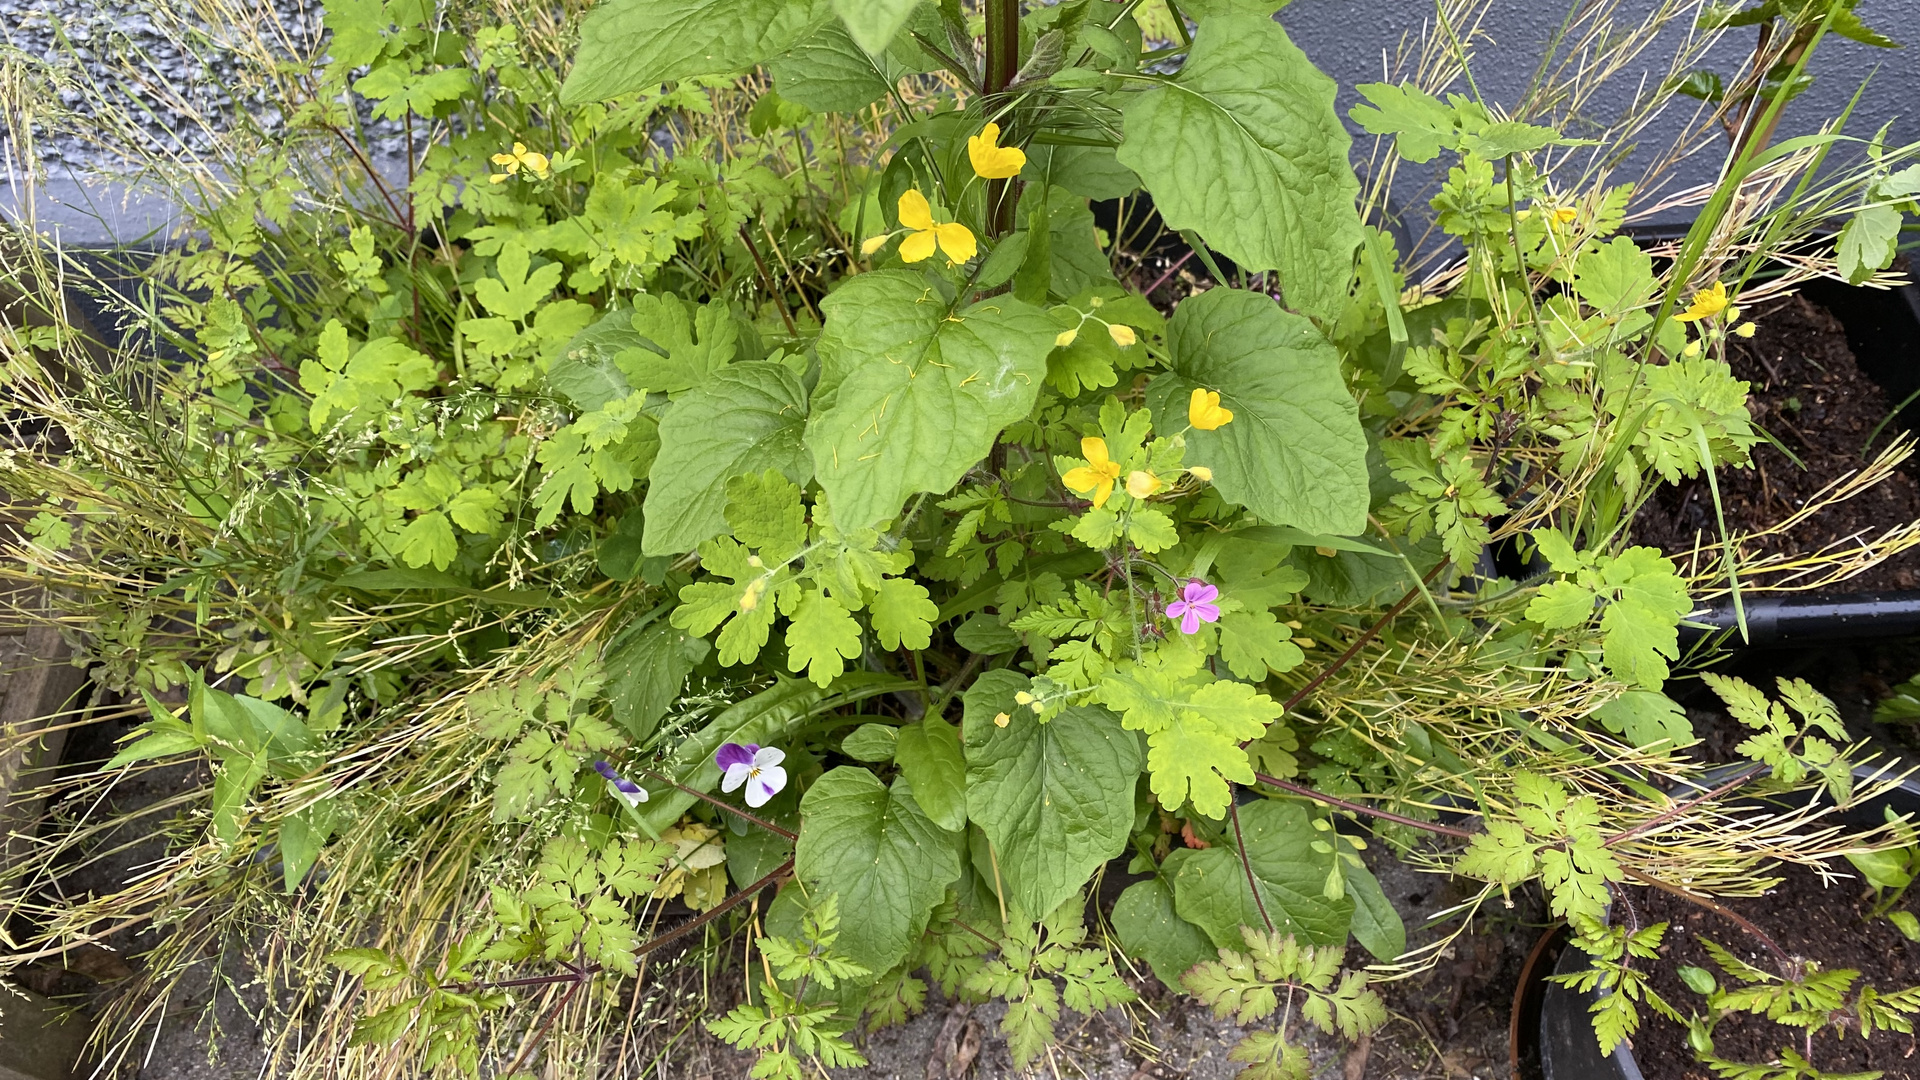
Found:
<box><xmin>1629</xmin><ymin>859</ymin><xmax>1920</xmax><ymax>1079</ymax></box>
<box><xmin>1633</xmin><ymin>293</ymin><xmax>1920</xmax><ymax>592</ymax></box>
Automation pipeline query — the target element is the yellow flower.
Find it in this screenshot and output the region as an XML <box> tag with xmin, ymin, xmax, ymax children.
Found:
<box><xmin>1062</xmin><ymin>437</ymin><xmax>1122</xmax><ymax>508</ymax></box>
<box><xmin>1055</xmin><ymin>327</ymin><xmax>1079</xmax><ymax>347</ymax></box>
<box><xmin>1675</xmin><ymin>280</ymin><xmax>1729</xmax><ymax>323</ymax></box>
<box><xmin>993</xmin><ymin>711</ymin><xmax>1011</xmax><ymax>728</ymax></box>
<box><xmin>1187</xmin><ymin>465</ymin><xmax>1212</xmax><ymax>482</ymax></box>
<box><xmin>489</xmin><ymin>142</ymin><xmax>550</xmax><ymax>183</ymax></box>
<box><xmin>1126</xmin><ymin>470</ymin><xmax>1163</xmax><ymax>499</ymax></box>
<box><xmin>896</xmin><ymin>190</ymin><xmax>976</xmax><ymax>264</ymax></box>
<box><xmin>1188</xmin><ymin>387</ymin><xmax>1233</xmax><ymax>430</ymax></box>
<box><xmin>860</xmin><ymin>234</ymin><xmax>890</xmax><ymax>256</ymax></box>
<box><xmin>967</xmin><ymin>122</ymin><xmax>1026</xmax><ymax>179</ymax></box>
<box><xmin>1107</xmin><ymin>322</ymin><xmax>1137</xmax><ymax>347</ymax></box>
<box><xmin>1549</xmin><ymin>206</ymin><xmax>1577</xmax><ymax>228</ymax></box>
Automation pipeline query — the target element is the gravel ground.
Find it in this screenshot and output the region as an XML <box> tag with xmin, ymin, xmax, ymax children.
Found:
<box><xmin>0</xmin><ymin>0</ymin><xmax>329</xmax><ymax>172</ymax></box>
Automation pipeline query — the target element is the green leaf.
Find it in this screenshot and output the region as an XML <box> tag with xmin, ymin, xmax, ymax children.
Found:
<box><xmin>870</xmin><ymin>576</ymin><xmax>938</xmax><ymax>650</ymax></box>
<box><xmin>621</xmin><ymin>295</ymin><xmax>739</xmax><ymax>395</ymax></box>
<box><xmin>643</xmin><ymin>362</ymin><xmax>812</xmax><ymax>555</ymax></box>
<box><xmin>397</xmin><ymin>510</ymin><xmax>459</xmax><ymax>570</ymax></box>
<box><xmin>322</xmin><ymin>0</ymin><xmax>390</xmax><ymax>70</ymax></box>
<box><xmin>1167</xmin><ymin>800</ymin><xmax>1353</xmax><ymax>947</ymax></box>
<box><xmin>808</xmin><ymin>271</ymin><xmax>1056</xmax><ymax>530</ymax></box>
<box><xmin>1574</xmin><ymin>237</ymin><xmax>1656</xmax><ymax>317</ymax></box>
<box><xmin>786</xmin><ymin>589</ymin><xmax>865</xmax><ymax>687</ymax></box>
<box><xmin>1146</xmin><ymin>288</ymin><xmax>1369</xmax><ymax>534</ymax></box>
<box><xmin>768</xmin><ymin>20</ymin><xmax>902</xmax><ymax>113</ymax></box>
<box><xmin>796</xmin><ymin>767</ymin><xmax>961</xmax><ymax>977</ymax></box>
<box><xmin>1838</xmin><ymin>204</ymin><xmax>1902</xmax><ymax>285</ymax></box>
<box><xmin>561</xmin><ymin>0</ymin><xmax>833</xmax><ymax>103</ymax></box>
<box><xmin>1095</xmin><ymin>642</ymin><xmax>1275</xmax><ymax>818</ymax></box>
<box><xmin>1348</xmin><ymin>82</ymin><xmax>1458</xmax><ymax>163</ymax></box>
<box><xmin>1592</xmin><ymin>691</ymin><xmax>1694</xmax><ymax>749</ymax></box>
<box><xmin>894</xmin><ymin>717</ymin><xmax>967</xmax><ymax>832</ymax></box>
<box><xmin>279</xmin><ymin>800</ymin><xmax>339</xmax><ymax>892</ymax></box>
<box><xmin>1343</xmin><ymin>860</ymin><xmax>1405</xmax><ymax>960</ymax></box>
<box><xmin>1216</xmin><ymin>609</ymin><xmax>1305</xmax><ymax>681</ymax></box>
<box><xmin>210</xmin><ymin>755</ymin><xmax>269</xmax><ymax>844</ymax></box>
<box><xmin>1111</xmin><ymin>878</ymin><xmax>1216</xmax><ymax>989</ymax></box>
<box><xmin>606</xmin><ymin>619</ymin><xmax>709</xmax><ymax>742</ymax></box>
<box><xmin>832</xmin><ymin>0</ymin><xmax>919</xmax><ymax>53</ymax></box>
<box><xmin>842</xmin><ymin>722</ymin><xmax>899</xmax><ymax>762</ymax></box>
<box><xmin>1021</xmin><ymin>144</ymin><xmax>1141</xmax><ymax>202</ymax></box>
<box><xmin>473</xmin><ymin>242</ymin><xmax>561</xmax><ymax>322</ymax></box>
<box><xmin>550</xmin><ymin>309</ymin><xmax>643</xmax><ymax>410</ymax></box>
<box><xmin>962</xmin><ymin>670</ymin><xmax>1143</xmax><ymax>917</ymax></box>
<box><xmin>1116</xmin><ymin>15</ymin><xmax>1362</xmax><ymax>321</ymax></box>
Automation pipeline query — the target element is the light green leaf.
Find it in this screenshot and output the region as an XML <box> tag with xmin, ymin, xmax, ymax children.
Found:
<box><xmin>1216</xmin><ymin>609</ymin><xmax>1305</xmax><ymax>681</ymax></box>
<box><xmin>871</xmin><ymin>576</ymin><xmax>939</xmax><ymax>650</ymax></box>
<box><xmin>1348</xmin><ymin>82</ymin><xmax>1458</xmax><ymax>163</ymax></box>
<box><xmin>962</xmin><ymin>670</ymin><xmax>1143</xmax><ymax>917</ymax></box>
<box><xmin>474</xmin><ymin>242</ymin><xmax>561</xmax><ymax>322</ymax></box>
<box><xmin>1116</xmin><ymin>15</ymin><xmax>1362</xmax><ymax>320</ymax></box>
<box><xmin>832</xmin><ymin>0</ymin><xmax>919</xmax><ymax>53</ymax></box>
<box><xmin>1574</xmin><ymin>237</ymin><xmax>1656</xmax><ymax>317</ymax></box>
<box><xmin>796</xmin><ymin>767</ymin><xmax>960</xmax><ymax>977</ymax></box>
<box><xmin>621</xmin><ymin>295</ymin><xmax>738</xmax><ymax>395</ymax></box>
<box><xmin>786</xmin><ymin>590</ymin><xmax>865</xmax><ymax>687</ymax></box>
<box><xmin>643</xmin><ymin>363</ymin><xmax>812</xmax><ymax>556</ymax></box>
<box><xmin>561</xmin><ymin>0</ymin><xmax>833</xmax><ymax>103</ymax></box>
<box><xmin>1592</xmin><ymin>690</ymin><xmax>1694</xmax><ymax>749</ymax></box>
<box><xmin>1838</xmin><ymin>204</ymin><xmax>1902</xmax><ymax>285</ymax></box>
<box><xmin>1146</xmin><ymin>288</ymin><xmax>1369</xmax><ymax>534</ymax></box>
<box><xmin>1528</xmin><ymin>579</ymin><xmax>1597</xmax><ymax>629</ymax></box>
<box><xmin>1167</xmin><ymin>800</ymin><xmax>1353</xmax><ymax>947</ymax></box>
<box><xmin>1111</xmin><ymin>878</ymin><xmax>1216</xmax><ymax>989</ymax></box>
<box><xmin>808</xmin><ymin>271</ymin><xmax>1056</xmax><ymax>530</ymax></box>
<box><xmin>894</xmin><ymin>717</ymin><xmax>967</xmax><ymax>832</ymax></box>
<box><xmin>1094</xmin><ymin>643</ymin><xmax>1274</xmax><ymax>818</ymax></box>
<box><xmin>397</xmin><ymin>510</ymin><xmax>459</xmax><ymax>570</ymax></box>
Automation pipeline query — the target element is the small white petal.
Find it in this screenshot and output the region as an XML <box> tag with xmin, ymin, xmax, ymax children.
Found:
<box><xmin>721</xmin><ymin>763</ymin><xmax>751</xmax><ymax>793</ymax></box>
<box><xmin>754</xmin><ymin>746</ymin><xmax>786</xmax><ymax>769</ymax></box>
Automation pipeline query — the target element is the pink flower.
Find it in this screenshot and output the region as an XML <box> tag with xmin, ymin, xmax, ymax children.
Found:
<box><xmin>1165</xmin><ymin>578</ymin><xmax>1221</xmax><ymax>634</ymax></box>
<box><xmin>715</xmin><ymin>742</ymin><xmax>787</xmax><ymax>808</ymax></box>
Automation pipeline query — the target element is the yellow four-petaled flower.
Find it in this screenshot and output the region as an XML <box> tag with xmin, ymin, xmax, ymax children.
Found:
<box><xmin>1675</xmin><ymin>280</ymin><xmax>1730</xmax><ymax>323</ymax></box>
<box><xmin>1188</xmin><ymin>388</ymin><xmax>1233</xmax><ymax>430</ymax></box>
<box><xmin>490</xmin><ymin>142</ymin><xmax>550</xmax><ymax>184</ymax></box>
<box><xmin>863</xmin><ymin>190</ymin><xmax>977</xmax><ymax>264</ymax></box>
<box><xmin>1062</xmin><ymin>437</ymin><xmax>1122</xmax><ymax>508</ymax></box>
<box><xmin>968</xmin><ymin>122</ymin><xmax>1027</xmax><ymax>179</ymax></box>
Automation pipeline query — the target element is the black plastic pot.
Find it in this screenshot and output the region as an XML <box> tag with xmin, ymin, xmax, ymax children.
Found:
<box><xmin>1520</xmin><ymin>766</ymin><xmax>1920</xmax><ymax>1080</ymax></box>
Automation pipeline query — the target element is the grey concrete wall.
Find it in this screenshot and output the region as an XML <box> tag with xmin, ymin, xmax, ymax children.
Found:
<box><xmin>1281</xmin><ymin>0</ymin><xmax>1920</xmax><ymax>240</ymax></box>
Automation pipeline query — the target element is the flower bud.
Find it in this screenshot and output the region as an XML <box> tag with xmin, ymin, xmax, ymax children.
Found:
<box><xmin>1108</xmin><ymin>323</ymin><xmax>1137</xmax><ymax>347</ymax></box>
<box><xmin>1054</xmin><ymin>327</ymin><xmax>1078</xmax><ymax>348</ymax></box>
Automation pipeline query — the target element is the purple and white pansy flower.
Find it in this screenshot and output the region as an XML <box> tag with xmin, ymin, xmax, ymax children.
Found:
<box><xmin>1165</xmin><ymin>577</ymin><xmax>1221</xmax><ymax>634</ymax></box>
<box><xmin>716</xmin><ymin>742</ymin><xmax>787</xmax><ymax>808</ymax></box>
<box><xmin>593</xmin><ymin>760</ymin><xmax>648</xmax><ymax>807</ymax></box>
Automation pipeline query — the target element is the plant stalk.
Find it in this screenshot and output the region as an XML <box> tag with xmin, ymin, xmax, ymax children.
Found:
<box><xmin>983</xmin><ymin>0</ymin><xmax>1020</xmax><ymax>239</ymax></box>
